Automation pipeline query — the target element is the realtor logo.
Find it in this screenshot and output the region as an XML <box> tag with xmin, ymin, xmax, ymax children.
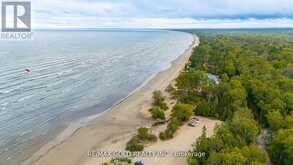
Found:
<box><xmin>1</xmin><ymin>1</ymin><xmax>31</xmax><ymax>32</ymax></box>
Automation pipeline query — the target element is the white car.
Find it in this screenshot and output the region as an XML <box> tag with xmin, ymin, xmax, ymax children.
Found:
<box><xmin>188</xmin><ymin>117</ymin><xmax>200</xmax><ymax>127</ymax></box>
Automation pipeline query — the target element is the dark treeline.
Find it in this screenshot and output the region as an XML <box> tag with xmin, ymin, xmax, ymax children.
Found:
<box><xmin>170</xmin><ymin>32</ymin><xmax>293</xmax><ymax>165</ymax></box>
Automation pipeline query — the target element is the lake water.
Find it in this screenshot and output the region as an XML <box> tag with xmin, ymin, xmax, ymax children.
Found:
<box><xmin>0</xmin><ymin>30</ymin><xmax>193</xmax><ymax>164</ymax></box>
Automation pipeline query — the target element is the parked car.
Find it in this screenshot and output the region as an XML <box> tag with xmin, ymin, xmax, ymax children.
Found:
<box><xmin>134</xmin><ymin>161</ymin><xmax>144</xmax><ymax>165</ymax></box>
<box><xmin>188</xmin><ymin>117</ymin><xmax>200</xmax><ymax>127</ymax></box>
<box><xmin>191</xmin><ymin>117</ymin><xmax>200</xmax><ymax>122</ymax></box>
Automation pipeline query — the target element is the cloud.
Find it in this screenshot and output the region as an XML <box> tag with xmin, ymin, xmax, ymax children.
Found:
<box><xmin>32</xmin><ymin>17</ymin><xmax>293</xmax><ymax>29</ymax></box>
<box><xmin>27</xmin><ymin>0</ymin><xmax>293</xmax><ymax>28</ymax></box>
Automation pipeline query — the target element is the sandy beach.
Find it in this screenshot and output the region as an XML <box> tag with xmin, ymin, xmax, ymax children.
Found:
<box><xmin>84</xmin><ymin>116</ymin><xmax>220</xmax><ymax>165</ymax></box>
<box><xmin>23</xmin><ymin>33</ymin><xmax>208</xmax><ymax>165</ymax></box>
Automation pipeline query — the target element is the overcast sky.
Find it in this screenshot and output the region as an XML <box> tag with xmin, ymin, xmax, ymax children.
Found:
<box><xmin>27</xmin><ymin>0</ymin><xmax>293</xmax><ymax>28</ymax></box>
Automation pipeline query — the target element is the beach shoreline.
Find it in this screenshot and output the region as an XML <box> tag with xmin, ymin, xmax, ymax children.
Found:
<box><xmin>23</xmin><ymin>33</ymin><xmax>199</xmax><ymax>165</ymax></box>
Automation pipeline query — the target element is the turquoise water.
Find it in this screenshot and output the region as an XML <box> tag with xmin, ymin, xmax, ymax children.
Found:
<box><xmin>0</xmin><ymin>30</ymin><xmax>193</xmax><ymax>164</ymax></box>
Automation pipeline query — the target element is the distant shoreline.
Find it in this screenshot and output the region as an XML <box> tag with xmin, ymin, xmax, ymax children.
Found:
<box><xmin>23</xmin><ymin>32</ymin><xmax>198</xmax><ymax>165</ymax></box>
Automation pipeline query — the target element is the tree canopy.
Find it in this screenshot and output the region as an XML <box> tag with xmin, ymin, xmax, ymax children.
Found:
<box><xmin>179</xmin><ymin>31</ymin><xmax>293</xmax><ymax>165</ymax></box>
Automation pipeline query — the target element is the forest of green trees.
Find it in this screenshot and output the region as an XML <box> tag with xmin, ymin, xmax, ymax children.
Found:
<box><xmin>170</xmin><ymin>31</ymin><xmax>293</xmax><ymax>165</ymax></box>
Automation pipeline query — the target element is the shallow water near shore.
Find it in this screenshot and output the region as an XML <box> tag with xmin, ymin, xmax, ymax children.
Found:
<box><xmin>0</xmin><ymin>30</ymin><xmax>193</xmax><ymax>164</ymax></box>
